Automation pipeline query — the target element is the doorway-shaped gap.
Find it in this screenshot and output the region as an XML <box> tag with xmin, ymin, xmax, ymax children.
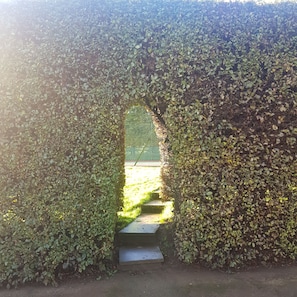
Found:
<box><xmin>117</xmin><ymin>105</ymin><xmax>172</xmax><ymax>231</ymax></box>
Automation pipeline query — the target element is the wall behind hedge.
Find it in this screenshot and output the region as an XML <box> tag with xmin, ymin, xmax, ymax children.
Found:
<box><xmin>0</xmin><ymin>0</ymin><xmax>296</xmax><ymax>286</ymax></box>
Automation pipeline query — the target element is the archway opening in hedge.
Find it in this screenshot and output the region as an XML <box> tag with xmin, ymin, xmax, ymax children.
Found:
<box><xmin>124</xmin><ymin>104</ymin><xmax>172</xmax><ymax>201</ymax></box>
<box><xmin>117</xmin><ymin>104</ymin><xmax>174</xmax><ymax>229</ymax></box>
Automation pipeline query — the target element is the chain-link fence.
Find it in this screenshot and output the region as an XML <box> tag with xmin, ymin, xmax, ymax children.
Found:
<box><xmin>125</xmin><ymin>106</ymin><xmax>160</xmax><ymax>162</ymax></box>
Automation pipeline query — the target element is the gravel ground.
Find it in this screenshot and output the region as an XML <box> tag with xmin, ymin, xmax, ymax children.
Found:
<box><xmin>2</xmin><ymin>262</ymin><xmax>297</xmax><ymax>297</ymax></box>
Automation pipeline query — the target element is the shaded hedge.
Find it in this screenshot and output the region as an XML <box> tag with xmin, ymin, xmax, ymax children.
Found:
<box><xmin>0</xmin><ymin>0</ymin><xmax>296</xmax><ymax>286</ymax></box>
<box><xmin>163</xmin><ymin>3</ymin><xmax>297</xmax><ymax>268</ymax></box>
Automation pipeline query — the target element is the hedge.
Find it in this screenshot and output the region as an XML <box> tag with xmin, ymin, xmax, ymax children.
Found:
<box><xmin>0</xmin><ymin>0</ymin><xmax>296</xmax><ymax>286</ymax></box>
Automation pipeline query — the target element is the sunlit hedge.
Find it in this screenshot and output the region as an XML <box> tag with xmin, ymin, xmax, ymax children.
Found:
<box><xmin>0</xmin><ymin>1</ymin><xmax>127</xmax><ymax>286</ymax></box>
<box><xmin>0</xmin><ymin>0</ymin><xmax>296</xmax><ymax>286</ymax></box>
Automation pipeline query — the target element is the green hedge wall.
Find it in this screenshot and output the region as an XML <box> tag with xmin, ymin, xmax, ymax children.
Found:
<box><xmin>0</xmin><ymin>0</ymin><xmax>296</xmax><ymax>286</ymax></box>
<box><xmin>163</xmin><ymin>3</ymin><xmax>297</xmax><ymax>268</ymax></box>
<box><xmin>0</xmin><ymin>1</ymin><xmax>127</xmax><ymax>286</ymax></box>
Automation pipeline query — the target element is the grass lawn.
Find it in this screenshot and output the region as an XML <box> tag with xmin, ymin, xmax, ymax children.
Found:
<box><xmin>116</xmin><ymin>165</ymin><xmax>161</xmax><ymax>231</ymax></box>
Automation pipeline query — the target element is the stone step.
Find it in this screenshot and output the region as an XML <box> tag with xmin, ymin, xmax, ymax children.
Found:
<box><xmin>118</xmin><ymin>262</ymin><xmax>163</xmax><ymax>271</ymax></box>
<box><xmin>118</xmin><ymin>214</ymin><xmax>160</xmax><ymax>246</ymax></box>
<box><xmin>119</xmin><ymin>246</ymin><xmax>164</xmax><ymax>266</ymax></box>
<box><xmin>149</xmin><ymin>191</ymin><xmax>160</xmax><ymax>200</ymax></box>
<box><xmin>141</xmin><ymin>200</ymin><xmax>166</xmax><ymax>213</ymax></box>
<box><xmin>119</xmin><ymin>232</ymin><xmax>158</xmax><ymax>246</ymax></box>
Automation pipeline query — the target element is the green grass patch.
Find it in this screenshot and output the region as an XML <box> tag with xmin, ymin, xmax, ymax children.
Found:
<box><xmin>116</xmin><ymin>166</ymin><xmax>161</xmax><ymax>231</ymax></box>
<box><xmin>159</xmin><ymin>201</ymin><xmax>174</xmax><ymax>224</ymax></box>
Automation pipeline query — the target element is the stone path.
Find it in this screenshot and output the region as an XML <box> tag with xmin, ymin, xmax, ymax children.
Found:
<box><xmin>118</xmin><ymin>193</ymin><xmax>169</xmax><ymax>267</ymax></box>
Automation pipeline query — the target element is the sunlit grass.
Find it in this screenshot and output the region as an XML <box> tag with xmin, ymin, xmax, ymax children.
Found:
<box><xmin>117</xmin><ymin>166</ymin><xmax>161</xmax><ymax>230</ymax></box>
<box><xmin>159</xmin><ymin>201</ymin><xmax>174</xmax><ymax>223</ymax></box>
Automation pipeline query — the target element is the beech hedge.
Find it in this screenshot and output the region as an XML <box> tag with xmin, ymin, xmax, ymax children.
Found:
<box><xmin>0</xmin><ymin>0</ymin><xmax>296</xmax><ymax>286</ymax></box>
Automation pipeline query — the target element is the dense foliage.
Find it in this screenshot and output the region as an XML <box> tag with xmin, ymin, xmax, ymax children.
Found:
<box><xmin>0</xmin><ymin>0</ymin><xmax>296</xmax><ymax>286</ymax></box>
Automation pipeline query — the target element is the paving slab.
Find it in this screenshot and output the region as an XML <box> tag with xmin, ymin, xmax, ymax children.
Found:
<box><xmin>118</xmin><ymin>214</ymin><xmax>162</xmax><ymax>246</ymax></box>
<box><xmin>141</xmin><ymin>200</ymin><xmax>167</xmax><ymax>213</ymax></box>
<box><xmin>133</xmin><ymin>213</ymin><xmax>161</xmax><ymax>224</ymax></box>
<box><xmin>119</xmin><ymin>223</ymin><xmax>159</xmax><ymax>234</ymax></box>
<box><xmin>119</xmin><ymin>214</ymin><xmax>160</xmax><ymax>235</ymax></box>
<box><xmin>119</xmin><ymin>246</ymin><xmax>164</xmax><ymax>265</ymax></box>
<box><xmin>143</xmin><ymin>200</ymin><xmax>166</xmax><ymax>206</ymax></box>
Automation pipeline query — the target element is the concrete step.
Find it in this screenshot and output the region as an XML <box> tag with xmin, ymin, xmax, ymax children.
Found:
<box><xmin>118</xmin><ymin>262</ymin><xmax>163</xmax><ymax>271</ymax></box>
<box><xmin>118</xmin><ymin>214</ymin><xmax>160</xmax><ymax>246</ymax></box>
<box><xmin>149</xmin><ymin>191</ymin><xmax>160</xmax><ymax>200</ymax></box>
<box><xmin>119</xmin><ymin>232</ymin><xmax>158</xmax><ymax>246</ymax></box>
<box><xmin>119</xmin><ymin>246</ymin><xmax>164</xmax><ymax>266</ymax></box>
<box><xmin>141</xmin><ymin>200</ymin><xmax>166</xmax><ymax>213</ymax></box>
